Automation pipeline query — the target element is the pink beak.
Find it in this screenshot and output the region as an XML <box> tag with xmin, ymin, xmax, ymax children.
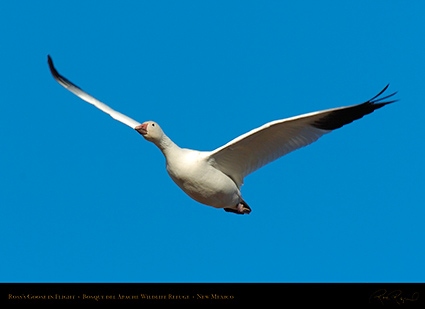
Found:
<box><xmin>135</xmin><ymin>123</ymin><xmax>148</xmax><ymax>135</ymax></box>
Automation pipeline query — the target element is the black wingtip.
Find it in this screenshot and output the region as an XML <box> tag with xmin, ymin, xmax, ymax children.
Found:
<box><xmin>47</xmin><ymin>55</ymin><xmax>74</xmax><ymax>88</ymax></box>
<box><xmin>47</xmin><ymin>54</ymin><xmax>58</xmax><ymax>77</ymax></box>
<box><xmin>311</xmin><ymin>85</ymin><xmax>397</xmax><ymax>131</ymax></box>
<box><xmin>369</xmin><ymin>84</ymin><xmax>389</xmax><ymax>100</ymax></box>
<box><xmin>368</xmin><ymin>84</ymin><xmax>398</xmax><ymax>105</ymax></box>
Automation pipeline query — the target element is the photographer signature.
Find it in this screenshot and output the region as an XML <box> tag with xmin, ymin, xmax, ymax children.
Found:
<box><xmin>369</xmin><ymin>289</ymin><xmax>419</xmax><ymax>305</ymax></box>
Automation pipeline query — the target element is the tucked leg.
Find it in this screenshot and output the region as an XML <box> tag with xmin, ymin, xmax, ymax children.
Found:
<box><xmin>224</xmin><ymin>200</ymin><xmax>251</xmax><ymax>215</ymax></box>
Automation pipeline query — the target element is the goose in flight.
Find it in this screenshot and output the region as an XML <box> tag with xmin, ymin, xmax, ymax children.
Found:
<box><xmin>47</xmin><ymin>55</ymin><xmax>396</xmax><ymax>214</ymax></box>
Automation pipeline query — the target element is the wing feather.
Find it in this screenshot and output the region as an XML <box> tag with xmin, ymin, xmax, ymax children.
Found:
<box><xmin>48</xmin><ymin>55</ymin><xmax>141</xmax><ymax>129</ymax></box>
<box><xmin>208</xmin><ymin>86</ymin><xmax>396</xmax><ymax>187</ymax></box>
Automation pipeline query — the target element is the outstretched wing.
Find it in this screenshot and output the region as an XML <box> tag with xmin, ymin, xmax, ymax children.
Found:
<box><xmin>48</xmin><ymin>55</ymin><xmax>141</xmax><ymax>129</ymax></box>
<box><xmin>208</xmin><ymin>85</ymin><xmax>396</xmax><ymax>187</ymax></box>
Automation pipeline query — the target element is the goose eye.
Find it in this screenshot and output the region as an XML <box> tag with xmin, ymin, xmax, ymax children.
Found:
<box><xmin>152</xmin><ymin>123</ymin><xmax>155</xmax><ymax>127</ymax></box>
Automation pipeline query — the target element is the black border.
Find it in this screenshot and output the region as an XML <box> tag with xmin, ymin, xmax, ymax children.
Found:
<box><xmin>2</xmin><ymin>283</ymin><xmax>424</xmax><ymax>306</ymax></box>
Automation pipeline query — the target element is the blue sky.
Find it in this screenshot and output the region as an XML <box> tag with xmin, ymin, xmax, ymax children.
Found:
<box><xmin>1</xmin><ymin>1</ymin><xmax>424</xmax><ymax>282</ymax></box>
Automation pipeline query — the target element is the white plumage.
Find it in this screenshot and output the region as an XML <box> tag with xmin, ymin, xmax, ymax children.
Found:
<box><xmin>48</xmin><ymin>55</ymin><xmax>396</xmax><ymax>214</ymax></box>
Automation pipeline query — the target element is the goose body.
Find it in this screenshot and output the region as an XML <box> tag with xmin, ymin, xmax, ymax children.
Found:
<box><xmin>48</xmin><ymin>55</ymin><xmax>396</xmax><ymax>214</ymax></box>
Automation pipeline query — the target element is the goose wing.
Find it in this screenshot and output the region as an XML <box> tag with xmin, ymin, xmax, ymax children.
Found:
<box><xmin>208</xmin><ymin>85</ymin><xmax>396</xmax><ymax>187</ymax></box>
<box><xmin>48</xmin><ymin>55</ymin><xmax>141</xmax><ymax>129</ymax></box>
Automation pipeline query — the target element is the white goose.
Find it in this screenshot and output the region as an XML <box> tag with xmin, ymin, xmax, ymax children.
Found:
<box><xmin>48</xmin><ymin>56</ymin><xmax>396</xmax><ymax>214</ymax></box>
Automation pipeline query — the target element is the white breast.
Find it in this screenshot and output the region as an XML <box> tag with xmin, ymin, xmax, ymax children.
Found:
<box><xmin>165</xmin><ymin>149</ymin><xmax>241</xmax><ymax>208</ymax></box>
